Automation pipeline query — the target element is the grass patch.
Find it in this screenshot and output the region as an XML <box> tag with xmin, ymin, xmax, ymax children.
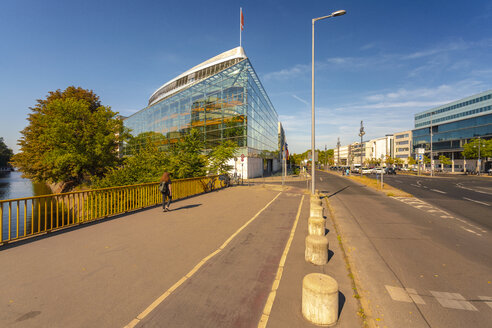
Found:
<box><xmin>347</xmin><ymin>175</ymin><xmax>412</xmax><ymax>197</ymax></box>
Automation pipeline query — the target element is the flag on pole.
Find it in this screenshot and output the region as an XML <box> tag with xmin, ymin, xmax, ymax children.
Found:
<box><xmin>240</xmin><ymin>8</ymin><xmax>244</xmax><ymax>31</ymax></box>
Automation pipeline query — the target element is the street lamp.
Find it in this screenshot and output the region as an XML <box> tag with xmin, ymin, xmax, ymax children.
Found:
<box><xmin>311</xmin><ymin>9</ymin><xmax>346</xmax><ymax>194</ymax></box>
<box><xmin>474</xmin><ymin>137</ymin><xmax>485</xmax><ymax>176</ymax></box>
<box><xmin>359</xmin><ymin>120</ymin><xmax>365</xmax><ymax>176</ymax></box>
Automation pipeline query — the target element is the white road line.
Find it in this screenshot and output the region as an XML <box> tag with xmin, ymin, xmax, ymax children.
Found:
<box><xmin>456</xmin><ymin>183</ymin><xmax>492</xmax><ymax>195</ymax></box>
<box><xmin>460</xmin><ymin>226</ymin><xmax>482</xmax><ymax>236</ymax></box>
<box><xmin>463</xmin><ymin>197</ymin><xmax>490</xmax><ymax>206</ymax></box>
<box><xmin>478</xmin><ymin>296</ymin><xmax>492</xmax><ymax>309</ymax></box>
<box><xmin>406</xmin><ymin>288</ymin><xmax>426</xmax><ymax>304</ymax></box>
<box><xmin>411</xmin><ymin>184</ymin><xmax>420</xmax><ymax>187</ymax></box>
<box><xmin>431</xmin><ymin>189</ymin><xmax>447</xmax><ymax>194</ymax></box>
<box><xmin>385</xmin><ymin>285</ymin><xmax>426</xmax><ymax>304</ymax></box>
<box><xmin>440</xmin><ymin>215</ymin><xmax>454</xmax><ymax>219</ymax></box>
<box><xmin>430</xmin><ymin>291</ymin><xmax>478</xmax><ymax>311</ymax></box>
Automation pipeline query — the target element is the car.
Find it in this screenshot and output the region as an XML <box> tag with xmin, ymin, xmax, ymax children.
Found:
<box><xmin>385</xmin><ymin>167</ymin><xmax>396</xmax><ymax>175</ymax></box>
<box><xmin>361</xmin><ymin>167</ymin><xmax>372</xmax><ymax>174</ymax></box>
<box><xmin>372</xmin><ymin>168</ymin><xmax>384</xmax><ymax>174</ymax></box>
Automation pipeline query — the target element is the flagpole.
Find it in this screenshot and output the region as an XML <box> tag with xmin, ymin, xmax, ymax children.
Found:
<box><xmin>240</xmin><ymin>7</ymin><xmax>242</xmax><ymax>47</ymax></box>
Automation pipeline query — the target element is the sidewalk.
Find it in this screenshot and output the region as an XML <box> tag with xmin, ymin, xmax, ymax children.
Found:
<box><xmin>0</xmin><ymin>183</ymin><xmax>362</xmax><ymax>328</ymax></box>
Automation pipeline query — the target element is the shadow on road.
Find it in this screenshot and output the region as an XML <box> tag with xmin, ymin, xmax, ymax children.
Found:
<box><xmin>324</xmin><ymin>186</ymin><xmax>350</xmax><ymax>198</ymax></box>
<box><xmin>171</xmin><ymin>204</ymin><xmax>202</xmax><ymax>211</ymax></box>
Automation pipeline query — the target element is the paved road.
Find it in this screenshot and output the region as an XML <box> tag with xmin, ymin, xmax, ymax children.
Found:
<box><xmin>369</xmin><ymin>174</ymin><xmax>492</xmax><ymax>230</ymax></box>
<box><xmin>266</xmin><ymin>171</ymin><xmax>492</xmax><ymax>328</ymax></box>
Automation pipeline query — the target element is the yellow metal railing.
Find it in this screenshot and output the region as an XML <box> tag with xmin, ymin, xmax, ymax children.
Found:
<box><xmin>0</xmin><ymin>175</ymin><xmax>224</xmax><ymax>245</ymax></box>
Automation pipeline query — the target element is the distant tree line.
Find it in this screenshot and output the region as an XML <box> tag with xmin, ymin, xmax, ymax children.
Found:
<box><xmin>0</xmin><ymin>137</ymin><xmax>13</xmax><ymax>168</ymax></box>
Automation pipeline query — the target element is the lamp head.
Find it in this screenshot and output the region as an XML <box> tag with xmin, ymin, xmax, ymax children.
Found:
<box><xmin>331</xmin><ymin>10</ymin><xmax>346</xmax><ymax>17</ymax></box>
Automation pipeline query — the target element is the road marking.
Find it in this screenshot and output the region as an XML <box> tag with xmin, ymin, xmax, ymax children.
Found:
<box><xmin>460</xmin><ymin>226</ymin><xmax>482</xmax><ymax>236</ymax></box>
<box><xmin>258</xmin><ymin>195</ymin><xmax>304</xmax><ymax>328</ymax></box>
<box><xmin>463</xmin><ymin>197</ymin><xmax>490</xmax><ymax>207</ymax></box>
<box><xmin>395</xmin><ymin>179</ymin><xmax>403</xmax><ymax>183</ymax></box>
<box><xmin>478</xmin><ymin>296</ymin><xmax>492</xmax><ymax>309</ymax></box>
<box><xmin>411</xmin><ymin>184</ymin><xmax>420</xmax><ymax>187</ymax></box>
<box><xmin>456</xmin><ymin>183</ymin><xmax>492</xmax><ymax>195</ymax></box>
<box><xmin>430</xmin><ymin>291</ymin><xmax>478</xmax><ymax>311</ymax></box>
<box><xmin>124</xmin><ymin>192</ymin><xmax>283</xmax><ymax>328</ymax></box>
<box><xmin>440</xmin><ymin>215</ymin><xmax>454</xmax><ymax>219</ymax></box>
<box><xmin>385</xmin><ymin>285</ymin><xmax>425</xmax><ymax>304</ymax></box>
<box><xmin>406</xmin><ymin>288</ymin><xmax>426</xmax><ymax>304</ymax></box>
<box><xmin>431</xmin><ymin>189</ymin><xmax>447</xmax><ymax>194</ymax></box>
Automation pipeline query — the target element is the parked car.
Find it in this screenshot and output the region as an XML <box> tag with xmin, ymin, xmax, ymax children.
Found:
<box><xmin>361</xmin><ymin>167</ymin><xmax>372</xmax><ymax>174</ymax></box>
<box><xmin>372</xmin><ymin>168</ymin><xmax>384</xmax><ymax>174</ymax></box>
<box><xmin>385</xmin><ymin>167</ymin><xmax>397</xmax><ymax>175</ymax></box>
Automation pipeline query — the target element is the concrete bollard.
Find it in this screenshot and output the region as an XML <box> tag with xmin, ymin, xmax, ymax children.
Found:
<box><xmin>302</xmin><ymin>273</ymin><xmax>339</xmax><ymax>326</ymax></box>
<box><xmin>310</xmin><ymin>204</ymin><xmax>323</xmax><ymax>218</ymax></box>
<box><xmin>308</xmin><ymin>216</ymin><xmax>325</xmax><ymax>236</ymax></box>
<box><xmin>305</xmin><ymin>235</ymin><xmax>329</xmax><ymax>265</ymax></box>
<box><xmin>310</xmin><ymin>197</ymin><xmax>322</xmax><ymax>206</ymax></box>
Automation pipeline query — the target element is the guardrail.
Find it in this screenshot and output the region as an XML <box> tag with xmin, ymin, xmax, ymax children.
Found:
<box><xmin>0</xmin><ymin>175</ymin><xmax>223</xmax><ymax>245</ymax></box>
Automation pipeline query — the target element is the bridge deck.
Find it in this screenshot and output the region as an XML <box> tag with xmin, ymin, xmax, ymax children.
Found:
<box><xmin>0</xmin><ymin>183</ymin><xmax>359</xmax><ymax>328</ymax></box>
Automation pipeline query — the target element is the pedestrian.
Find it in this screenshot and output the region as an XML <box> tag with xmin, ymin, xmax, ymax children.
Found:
<box><xmin>346</xmin><ymin>168</ymin><xmax>350</xmax><ymax>176</ymax></box>
<box><xmin>159</xmin><ymin>171</ymin><xmax>172</xmax><ymax>212</ymax></box>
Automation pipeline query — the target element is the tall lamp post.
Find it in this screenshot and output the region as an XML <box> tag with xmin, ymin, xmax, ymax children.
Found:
<box><xmin>474</xmin><ymin>137</ymin><xmax>485</xmax><ymax>176</ymax></box>
<box><xmin>311</xmin><ymin>9</ymin><xmax>346</xmax><ymax>195</ymax></box>
<box><xmin>359</xmin><ymin>120</ymin><xmax>365</xmax><ymax>176</ymax></box>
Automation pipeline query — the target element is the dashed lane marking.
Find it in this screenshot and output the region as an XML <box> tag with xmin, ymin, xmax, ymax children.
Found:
<box><xmin>385</xmin><ymin>285</ymin><xmax>426</xmax><ymax>304</ymax></box>
<box><xmin>478</xmin><ymin>296</ymin><xmax>492</xmax><ymax>309</ymax></box>
<box><xmin>460</xmin><ymin>226</ymin><xmax>482</xmax><ymax>236</ymax></box>
<box><xmin>463</xmin><ymin>197</ymin><xmax>490</xmax><ymax>207</ymax></box>
<box><xmin>430</xmin><ymin>291</ymin><xmax>478</xmax><ymax>311</ymax></box>
<box><xmin>411</xmin><ymin>184</ymin><xmax>420</xmax><ymax>187</ymax></box>
<box><xmin>393</xmin><ymin>196</ymin><xmax>487</xmax><ymax>236</ymax></box>
<box><xmin>431</xmin><ymin>189</ymin><xmax>447</xmax><ymax>194</ymax></box>
<box><xmin>456</xmin><ymin>183</ymin><xmax>492</xmax><ymax>195</ymax></box>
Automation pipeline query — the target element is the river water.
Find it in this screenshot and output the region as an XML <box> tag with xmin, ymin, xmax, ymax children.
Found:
<box><xmin>0</xmin><ymin>171</ymin><xmax>52</xmax><ymax>240</ymax></box>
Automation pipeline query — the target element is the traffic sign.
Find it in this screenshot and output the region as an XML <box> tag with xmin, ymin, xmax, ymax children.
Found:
<box><xmin>241</xmin><ymin>154</ymin><xmax>245</xmax><ymax>162</ymax></box>
<box><xmin>418</xmin><ymin>154</ymin><xmax>423</xmax><ymax>161</ymax></box>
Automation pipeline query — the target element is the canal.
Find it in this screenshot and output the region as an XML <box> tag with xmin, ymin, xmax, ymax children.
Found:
<box><xmin>0</xmin><ymin>171</ymin><xmax>52</xmax><ymax>241</ymax></box>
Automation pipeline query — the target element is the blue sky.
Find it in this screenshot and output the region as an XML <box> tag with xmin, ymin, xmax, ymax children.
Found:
<box><xmin>1</xmin><ymin>0</ymin><xmax>491</xmax><ymax>154</ymax></box>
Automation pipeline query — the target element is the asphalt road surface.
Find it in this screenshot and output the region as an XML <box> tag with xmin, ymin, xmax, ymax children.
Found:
<box><xmin>369</xmin><ymin>173</ymin><xmax>492</xmax><ymax>230</ymax></box>
<box><xmin>272</xmin><ymin>171</ymin><xmax>492</xmax><ymax>327</ymax></box>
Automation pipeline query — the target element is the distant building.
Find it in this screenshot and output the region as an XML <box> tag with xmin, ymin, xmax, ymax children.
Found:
<box><xmin>413</xmin><ymin>89</ymin><xmax>492</xmax><ymax>172</ymax></box>
<box><xmin>123</xmin><ymin>47</ymin><xmax>284</xmax><ymax>178</ymax></box>
<box><xmin>393</xmin><ymin>130</ymin><xmax>413</xmax><ymax>166</ymax></box>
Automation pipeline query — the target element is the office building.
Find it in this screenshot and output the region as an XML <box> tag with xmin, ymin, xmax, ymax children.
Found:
<box><xmin>123</xmin><ymin>47</ymin><xmax>283</xmax><ymax>178</ymax></box>
<box><xmin>413</xmin><ymin>89</ymin><xmax>492</xmax><ymax>172</ymax></box>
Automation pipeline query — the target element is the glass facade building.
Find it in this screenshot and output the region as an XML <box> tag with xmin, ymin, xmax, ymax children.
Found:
<box><xmin>123</xmin><ymin>47</ymin><xmax>282</xmax><ymax>177</ymax></box>
<box><xmin>412</xmin><ymin>89</ymin><xmax>492</xmax><ymax>171</ymax></box>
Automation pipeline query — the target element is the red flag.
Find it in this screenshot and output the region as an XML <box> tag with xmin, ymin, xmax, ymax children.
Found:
<box><xmin>241</xmin><ymin>9</ymin><xmax>244</xmax><ymax>31</ymax></box>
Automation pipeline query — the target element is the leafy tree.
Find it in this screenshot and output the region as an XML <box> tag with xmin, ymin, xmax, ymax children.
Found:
<box><xmin>0</xmin><ymin>137</ymin><xmax>13</xmax><ymax>168</ymax></box>
<box><xmin>407</xmin><ymin>156</ymin><xmax>416</xmax><ymax>165</ymax></box>
<box><xmin>93</xmin><ymin>133</ymin><xmax>169</xmax><ymax>188</ymax></box>
<box><xmin>438</xmin><ymin>155</ymin><xmax>451</xmax><ymax>170</ymax></box>
<box><xmin>11</xmin><ymin>86</ymin><xmax>129</xmax><ymax>186</ymax></box>
<box><xmin>168</xmin><ymin>128</ymin><xmax>207</xmax><ymax>179</ymax></box>
<box><xmin>462</xmin><ymin>138</ymin><xmax>492</xmax><ymax>159</ymax></box>
<box><xmin>394</xmin><ymin>157</ymin><xmax>404</xmax><ymax>166</ymax></box>
<box><xmin>423</xmin><ymin>155</ymin><xmax>430</xmax><ymax>164</ymax></box>
<box><xmin>208</xmin><ymin>140</ymin><xmax>239</xmax><ymax>175</ymax></box>
<box><xmin>384</xmin><ymin>156</ymin><xmax>395</xmax><ymax>166</ymax></box>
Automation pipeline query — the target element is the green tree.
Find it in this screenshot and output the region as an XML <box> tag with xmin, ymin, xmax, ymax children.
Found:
<box><xmin>11</xmin><ymin>86</ymin><xmax>129</xmax><ymax>186</ymax></box>
<box><xmin>407</xmin><ymin>156</ymin><xmax>416</xmax><ymax>166</ymax></box>
<box><xmin>394</xmin><ymin>157</ymin><xmax>404</xmax><ymax>166</ymax></box>
<box><xmin>438</xmin><ymin>155</ymin><xmax>451</xmax><ymax>171</ymax></box>
<box><xmin>423</xmin><ymin>155</ymin><xmax>430</xmax><ymax>164</ymax></box>
<box><xmin>208</xmin><ymin>140</ymin><xmax>239</xmax><ymax>175</ymax></box>
<box><xmin>168</xmin><ymin>128</ymin><xmax>207</xmax><ymax>179</ymax></box>
<box><xmin>462</xmin><ymin>138</ymin><xmax>492</xmax><ymax>159</ymax></box>
<box><xmin>93</xmin><ymin>133</ymin><xmax>169</xmax><ymax>188</ymax></box>
<box><xmin>0</xmin><ymin>137</ymin><xmax>13</xmax><ymax>168</ymax></box>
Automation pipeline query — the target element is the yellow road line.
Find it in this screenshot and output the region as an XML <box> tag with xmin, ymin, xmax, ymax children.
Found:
<box><xmin>124</xmin><ymin>192</ymin><xmax>282</xmax><ymax>328</ymax></box>
<box><xmin>258</xmin><ymin>195</ymin><xmax>305</xmax><ymax>328</ymax></box>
